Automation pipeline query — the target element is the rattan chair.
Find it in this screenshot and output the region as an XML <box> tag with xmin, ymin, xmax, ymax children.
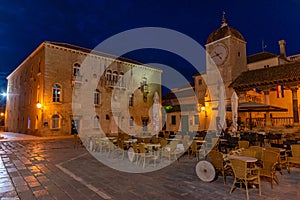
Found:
<box><xmin>238</xmin><ymin>140</ymin><xmax>250</xmax><ymax>149</ymax></box>
<box><xmin>249</xmin><ymin>146</ymin><xmax>264</xmax><ymax>161</ymax></box>
<box><xmin>208</xmin><ymin>150</ymin><xmax>232</xmax><ymax>184</ymax></box>
<box><xmin>266</xmin><ymin>147</ymin><xmax>290</xmax><ymax>174</ymax></box>
<box><xmin>161</xmin><ymin>141</ymin><xmax>183</xmax><ymax>162</ymax></box>
<box><xmin>260</xmin><ymin>150</ymin><xmax>279</xmax><ymax>189</ymax></box>
<box><xmin>240</xmin><ymin>148</ymin><xmax>257</xmax><ymax>158</ymax></box>
<box><xmin>138</xmin><ymin>143</ymin><xmax>159</xmax><ymax>168</ymax></box>
<box><xmin>230</xmin><ymin>158</ymin><xmax>261</xmax><ymax>200</ymax></box>
<box><xmin>288</xmin><ymin>144</ymin><xmax>300</xmax><ymax>166</ymax></box>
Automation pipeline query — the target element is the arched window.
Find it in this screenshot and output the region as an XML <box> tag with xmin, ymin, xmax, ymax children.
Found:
<box><xmin>106</xmin><ymin>70</ymin><xmax>112</xmax><ymax>85</ymax></box>
<box><xmin>112</xmin><ymin>71</ymin><xmax>118</xmax><ymax>84</ymax></box>
<box><xmin>51</xmin><ymin>114</ymin><xmax>60</xmax><ymax>129</ymax></box>
<box><xmin>129</xmin><ymin>116</ymin><xmax>134</xmax><ymax>127</ymax></box>
<box><xmin>94</xmin><ymin>89</ymin><xmax>100</xmax><ymax>105</ymax></box>
<box><xmin>73</xmin><ymin>63</ymin><xmax>81</xmax><ymax>76</ymax></box>
<box><xmin>94</xmin><ymin>115</ymin><xmax>100</xmax><ymax>128</ymax></box>
<box><xmin>52</xmin><ymin>84</ymin><xmax>61</xmax><ymax>102</ymax></box>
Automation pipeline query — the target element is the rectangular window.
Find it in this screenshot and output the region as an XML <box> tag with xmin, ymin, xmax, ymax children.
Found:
<box><xmin>171</xmin><ymin>115</ymin><xmax>176</xmax><ymax>125</ymax></box>
<box><xmin>194</xmin><ymin>115</ymin><xmax>199</xmax><ymax>125</ymax></box>
<box><xmin>129</xmin><ymin>94</ymin><xmax>134</xmax><ymax>107</ymax></box>
<box><xmin>94</xmin><ymin>91</ymin><xmax>100</xmax><ymax>105</ymax></box>
<box><xmin>129</xmin><ymin>117</ymin><xmax>134</xmax><ymax>127</ymax></box>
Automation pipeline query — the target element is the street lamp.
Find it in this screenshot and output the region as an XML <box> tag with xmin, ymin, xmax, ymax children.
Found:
<box><xmin>0</xmin><ymin>113</ymin><xmax>4</xmax><ymax>117</ymax></box>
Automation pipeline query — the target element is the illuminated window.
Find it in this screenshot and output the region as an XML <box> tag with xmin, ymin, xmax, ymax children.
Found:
<box><xmin>73</xmin><ymin>63</ymin><xmax>81</xmax><ymax>76</ymax></box>
<box><xmin>94</xmin><ymin>115</ymin><xmax>100</xmax><ymax>128</ymax></box>
<box><xmin>52</xmin><ymin>84</ymin><xmax>61</xmax><ymax>102</ymax></box>
<box><xmin>51</xmin><ymin>115</ymin><xmax>60</xmax><ymax>129</ymax></box>
<box><xmin>94</xmin><ymin>89</ymin><xmax>100</xmax><ymax>105</ymax></box>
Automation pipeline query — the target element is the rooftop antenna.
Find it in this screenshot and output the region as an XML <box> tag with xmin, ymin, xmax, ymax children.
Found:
<box><xmin>262</xmin><ymin>40</ymin><xmax>267</xmax><ymax>52</ymax></box>
<box><xmin>221</xmin><ymin>11</ymin><xmax>228</xmax><ymax>27</ymax></box>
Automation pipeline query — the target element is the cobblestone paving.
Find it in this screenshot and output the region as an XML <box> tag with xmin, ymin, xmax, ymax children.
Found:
<box><xmin>0</xmin><ymin>138</ymin><xmax>300</xmax><ymax>200</ymax></box>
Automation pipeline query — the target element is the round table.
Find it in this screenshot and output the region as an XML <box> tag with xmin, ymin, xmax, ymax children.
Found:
<box><xmin>195</xmin><ymin>160</ymin><xmax>216</xmax><ymax>182</ymax></box>
<box><xmin>228</xmin><ymin>155</ymin><xmax>257</xmax><ymax>162</ymax></box>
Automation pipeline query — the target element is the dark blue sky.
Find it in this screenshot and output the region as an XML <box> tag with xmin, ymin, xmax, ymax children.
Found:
<box><xmin>1</xmin><ymin>0</ymin><xmax>300</xmax><ymax>79</ymax></box>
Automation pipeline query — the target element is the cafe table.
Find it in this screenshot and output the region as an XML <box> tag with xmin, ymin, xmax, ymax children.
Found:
<box><xmin>228</xmin><ymin>155</ymin><xmax>258</xmax><ymax>163</ymax></box>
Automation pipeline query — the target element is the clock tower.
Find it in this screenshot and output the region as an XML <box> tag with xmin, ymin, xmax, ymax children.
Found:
<box><xmin>205</xmin><ymin>14</ymin><xmax>247</xmax><ymax>99</ymax></box>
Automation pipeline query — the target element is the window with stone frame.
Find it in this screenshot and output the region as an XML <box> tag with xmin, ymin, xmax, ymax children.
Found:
<box><xmin>129</xmin><ymin>116</ymin><xmax>134</xmax><ymax>127</ymax></box>
<box><xmin>51</xmin><ymin>114</ymin><xmax>60</xmax><ymax>129</ymax></box>
<box><xmin>129</xmin><ymin>93</ymin><xmax>134</xmax><ymax>107</ymax></box>
<box><xmin>73</xmin><ymin>63</ymin><xmax>81</xmax><ymax>76</ymax></box>
<box><xmin>52</xmin><ymin>84</ymin><xmax>62</xmax><ymax>102</ymax></box>
<box><xmin>171</xmin><ymin>115</ymin><xmax>176</xmax><ymax>125</ymax></box>
<box><xmin>112</xmin><ymin>71</ymin><xmax>118</xmax><ymax>85</ymax></box>
<box><xmin>94</xmin><ymin>115</ymin><xmax>100</xmax><ymax>128</ymax></box>
<box><xmin>105</xmin><ymin>70</ymin><xmax>112</xmax><ymax>85</ymax></box>
<box><xmin>94</xmin><ymin>89</ymin><xmax>100</xmax><ymax>105</ymax></box>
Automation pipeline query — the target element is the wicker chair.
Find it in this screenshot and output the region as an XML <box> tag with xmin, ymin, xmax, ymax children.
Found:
<box><xmin>249</xmin><ymin>146</ymin><xmax>264</xmax><ymax>161</ymax></box>
<box><xmin>266</xmin><ymin>147</ymin><xmax>290</xmax><ymax>174</ymax></box>
<box><xmin>138</xmin><ymin>143</ymin><xmax>159</xmax><ymax>168</ymax></box>
<box><xmin>260</xmin><ymin>150</ymin><xmax>279</xmax><ymax>189</ymax></box>
<box><xmin>161</xmin><ymin>141</ymin><xmax>183</xmax><ymax>162</ymax></box>
<box><xmin>230</xmin><ymin>158</ymin><xmax>261</xmax><ymax>200</ymax></box>
<box><xmin>240</xmin><ymin>148</ymin><xmax>256</xmax><ymax>158</ymax></box>
<box><xmin>288</xmin><ymin>144</ymin><xmax>300</xmax><ymax>166</ymax></box>
<box><xmin>238</xmin><ymin>140</ymin><xmax>250</xmax><ymax>149</ymax></box>
<box><xmin>208</xmin><ymin>150</ymin><xmax>232</xmax><ymax>184</ymax></box>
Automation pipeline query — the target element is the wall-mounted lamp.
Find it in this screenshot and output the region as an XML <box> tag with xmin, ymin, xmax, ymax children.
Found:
<box><xmin>0</xmin><ymin>112</ymin><xmax>4</xmax><ymax>117</ymax></box>
<box><xmin>36</xmin><ymin>102</ymin><xmax>42</xmax><ymax>110</ymax></box>
<box><xmin>201</xmin><ymin>106</ymin><xmax>205</xmax><ymax>111</ymax></box>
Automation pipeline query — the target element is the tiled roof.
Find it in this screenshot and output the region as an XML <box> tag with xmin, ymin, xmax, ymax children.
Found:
<box><xmin>206</xmin><ymin>25</ymin><xmax>245</xmax><ymax>44</ymax></box>
<box><xmin>247</xmin><ymin>52</ymin><xmax>278</xmax><ymax>64</ymax></box>
<box><xmin>230</xmin><ymin>61</ymin><xmax>300</xmax><ymax>90</ymax></box>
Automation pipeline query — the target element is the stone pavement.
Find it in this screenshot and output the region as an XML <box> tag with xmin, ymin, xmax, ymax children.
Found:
<box><xmin>0</xmin><ymin>132</ymin><xmax>300</xmax><ymax>200</ymax></box>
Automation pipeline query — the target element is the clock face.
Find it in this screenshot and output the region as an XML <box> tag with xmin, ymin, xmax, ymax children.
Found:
<box><xmin>210</xmin><ymin>44</ymin><xmax>228</xmax><ymax>65</ymax></box>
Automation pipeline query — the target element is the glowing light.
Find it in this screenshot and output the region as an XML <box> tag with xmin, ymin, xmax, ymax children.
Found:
<box><xmin>0</xmin><ymin>113</ymin><xmax>4</xmax><ymax>117</ymax></box>
<box><xmin>201</xmin><ymin>106</ymin><xmax>205</xmax><ymax>111</ymax></box>
<box><xmin>36</xmin><ymin>102</ymin><xmax>42</xmax><ymax>109</ymax></box>
<box><xmin>1</xmin><ymin>92</ymin><xmax>6</xmax><ymax>97</ymax></box>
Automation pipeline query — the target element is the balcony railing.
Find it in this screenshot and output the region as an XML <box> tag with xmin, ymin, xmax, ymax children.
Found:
<box><xmin>246</xmin><ymin>117</ymin><xmax>294</xmax><ymax>128</ymax></box>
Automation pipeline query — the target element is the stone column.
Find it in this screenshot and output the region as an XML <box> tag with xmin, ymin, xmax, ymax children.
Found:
<box><xmin>264</xmin><ymin>90</ymin><xmax>272</xmax><ymax>126</ymax></box>
<box><xmin>291</xmin><ymin>88</ymin><xmax>299</xmax><ymax>124</ymax></box>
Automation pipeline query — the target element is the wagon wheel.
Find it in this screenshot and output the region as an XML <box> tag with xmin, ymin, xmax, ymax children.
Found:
<box><xmin>195</xmin><ymin>160</ymin><xmax>216</xmax><ymax>182</ymax></box>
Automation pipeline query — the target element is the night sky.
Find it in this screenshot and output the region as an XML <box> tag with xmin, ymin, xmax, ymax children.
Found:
<box><xmin>1</xmin><ymin>0</ymin><xmax>300</xmax><ymax>87</ymax></box>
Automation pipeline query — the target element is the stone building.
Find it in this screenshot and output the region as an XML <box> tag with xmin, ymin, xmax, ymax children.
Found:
<box><xmin>164</xmin><ymin>16</ymin><xmax>300</xmax><ymax>132</ymax></box>
<box><xmin>5</xmin><ymin>41</ymin><xmax>162</xmax><ymax>136</ymax></box>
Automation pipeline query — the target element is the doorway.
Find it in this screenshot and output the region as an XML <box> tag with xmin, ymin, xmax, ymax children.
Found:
<box><xmin>181</xmin><ymin>115</ymin><xmax>189</xmax><ymax>132</ymax></box>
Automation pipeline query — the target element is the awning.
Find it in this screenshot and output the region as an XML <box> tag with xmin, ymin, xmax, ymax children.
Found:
<box><xmin>226</xmin><ymin>102</ymin><xmax>288</xmax><ymax>112</ymax></box>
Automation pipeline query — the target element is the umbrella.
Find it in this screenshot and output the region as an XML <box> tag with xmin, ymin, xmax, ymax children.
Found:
<box><xmin>153</xmin><ymin>91</ymin><xmax>160</xmax><ymax>133</ymax></box>
<box><xmin>231</xmin><ymin>92</ymin><xmax>238</xmax><ymax>133</ymax></box>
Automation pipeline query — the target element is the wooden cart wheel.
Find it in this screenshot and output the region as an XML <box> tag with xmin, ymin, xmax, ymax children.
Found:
<box><xmin>195</xmin><ymin>160</ymin><xmax>216</xmax><ymax>182</ymax></box>
<box><xmin>128</xmin><ymin>147</ymin><xmax>135</xmax><ymax>162</ymax></box>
